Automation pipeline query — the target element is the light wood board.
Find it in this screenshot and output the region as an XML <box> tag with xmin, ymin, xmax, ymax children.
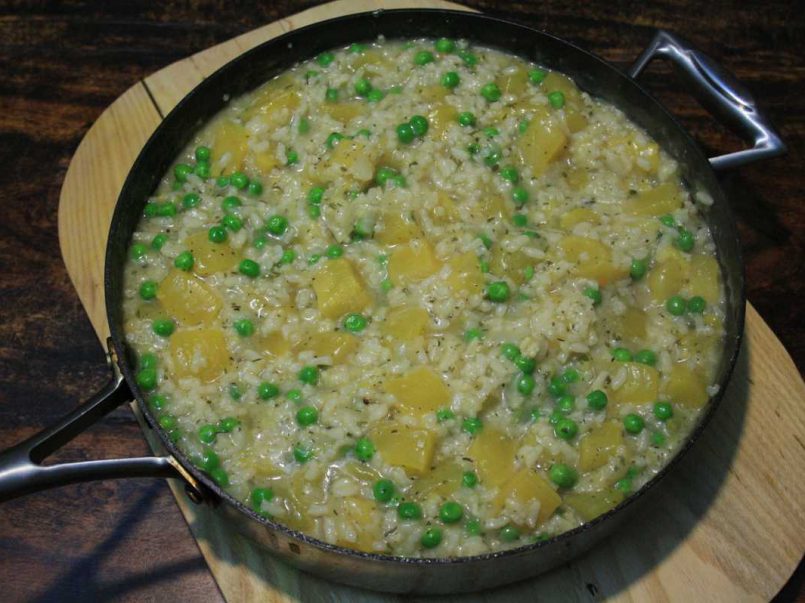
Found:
<box><xmin>57</xmin><ymin>0</ymin><xmax>805</xmax><ymax>600</ymax></box>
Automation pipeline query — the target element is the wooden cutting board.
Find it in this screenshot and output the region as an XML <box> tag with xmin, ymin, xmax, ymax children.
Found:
<box><xmin>57</xmin><ymin>0</ymin><xmax>805</xmax><ymax>600</ymax></box>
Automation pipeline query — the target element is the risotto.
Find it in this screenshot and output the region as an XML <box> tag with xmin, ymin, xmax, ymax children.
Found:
<box><xmin>123</xmin><ymin>38</ymin><xmax>725</xmax><ymax>557</ymax></box>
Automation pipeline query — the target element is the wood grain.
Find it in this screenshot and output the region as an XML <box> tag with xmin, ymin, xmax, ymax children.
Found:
<box><xmin>1</xmin><ymin>0</ymin><xmax>803</xmax><ymax>601</ymax></box>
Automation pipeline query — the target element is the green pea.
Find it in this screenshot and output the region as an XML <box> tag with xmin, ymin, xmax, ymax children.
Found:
<box><xmin>247</xmin><ymin>180</ymin><xmax>263</xmax><ymax>196</ymax></box>
<box><xmin>298</xmin><ymin>117</ymin><xmax>310</xmax><ymax>134</ymax></box>
<box><xmin>227</xmin><ymin>383</ymin><xmax>242</xmax><ymax>401</ymax></box>
<box><xmin>462</xmin><ymin>417</ymin><xmax>483</xmax><ymax>435</ymax></box>
<box><xmin>397</xmin><ymin>501</ymin><xmax>423</xmax><ymax>520</ymax></box>
<box><xmin>322</xmin><ymin>245</ymin><xmax>341</xmax><ymax>260</ymax></box>
<box><xmin>217</xmin><ymin>416</ymin><xmax>239</xmax><ymax>432</ymax></box>
<box><xmin>325</xmin><ymin>132</ymin><xmax>344</xmax><ymax>148</ymax></box>
<box><xmin>458</xmin><ymin>49</ymin><xmax>478</xmax><ymax>66</ymax></box>
<box><xmin>653</xmin><ymin>401</ymin><xmax>673</xmax><ymax>421</ymax></box>
<box><xmin>441</xmin><ymin>71</ymin><xmax>460</xmax><ymax>88</ymax></box>
<box><xmin>308</xmin><ymin>204</ymin><xmax>321</xmax><ymax>219</ymax></box>
<box><xmin>258</xmin><ymin>382</ymin><xmax>279</xmax><ymax>400</ymax></box>
<box><xmin>174</xmin><ymin>251</ymin><xmax>194</xmax><ymax>271</ymax></box>
<box><xmin>233</xmin><ymin>319</ymin><xmax>254</xmax><ymax>337</ymax></box>
<box><xmin>554</xmin><ymin>417</ymin><xmax>578</xmax><ymax>440</ymax></box>
<box><xmin>210</xmin><ymin>467</ymin><xmax>229</xmax><ymax>487</ymax></box>
<box><xmin>182</xmin><ymin>192</ymin><xmax>200</xmax><ymax>209</ymax></box>
<box><xmin>666</xmin><ymin>295</ymin><xmax>686</xmax><ymax>316</ymax></box>
<box><xmin>156</xmin><ymin>202</ymin><xmax>177</xmax><ymax>218</ymax></box>
<box><xmin>651</xmin><ymin>431</ymin><xmax>667</xmax><ymax>446</ymax></box>
<box><xmin>624</xmin><ymin>413</ymin><xmax>645</xmax><ymax>434</ymax></box>
<box><xmin>219</xmin><ymin>215</ymin><xmax>241</xmax><ymax>233</ymax></box>
<box><xmin>482</xmin><ymin>144</ymin><xmax>501</xmax><ymax>167</ymax></box>
<box><xmin>195</xmin><ymin>161</ymin><xmax>210</xmax><ymax>179</ymax></box>
<box><xmin>139</xmin><ymin>353</ymin><xmax>157</xmax><ymax>370</ymax></box>
<box><xmin>413</xmin><ymin>50</ymin><xmax>434</xmax><ymax>66</ymax></box>
<box><xmin>500</xmin><ymin>166</ymin><xmax>519</xmax><ymax>183</ymax></box>
<box><xmin>159</xmin><ymin>414</ymin><xmax>178</xmax><ymax>432</ymax></box>
<box><xmin>556</xmin><ymin>395</ymin><xmax>575</xmax><ymax>414</ymax></box>
<box><xmin>479</xmin><ymin>259</ymin><xmax>490</xmax><ymax>273</ymax></box>
<box><xmin>659</xmin><ymin>214</ymin><xmax>676</xmax><ymax>228</ymax></box>
<box><xmin>208</xmin><ymin>225</ymin><xmax>227</xmax><ymax>243</ymax></box>
<box><xmin>266</xmin><ymin>215</ymin><xmax>289</xmax><ymax>236</ymax></box>
<box><xmin>151</xmin><ymin>233</ymin><xmax>168</xmax><ymax>250</ymax></box>
<box><xmin>197</xmin><ymin>447</ymin><xmax>219</xmax><ymax>471</ymax></box>
<box><xmin>515</xmin><ymin>355</ymin><xmax>537</xmax><ymax>374</ymax></box>
<box><xmin>500</xmin><ymin>343</ymin><xmax>522</xmax><ymax>362</ymax></box>
<box><xmin>285</xmin><ymin>149</ymin><xmax>299</xmax><ymax>165</ymax></box>
<box><xmin>612</xmin><ymin>347</ymin><xmax>633</xmax><ymax>362</ymax></box>
<box><xmin>194</xmin><ymin>146</ymin><xmax>211</xmax><ymax>162</ymax></box>
<box><xmin>139</xmin><ymin>280</ymin><xmax>157</xmax><ymax>301</ymax></box>
<box><xmin>614</xmin><ymin>478</ymin><xmax>632</xmax><ymax>494</ymax></box>
<box><xmin>343</xmin><ymin>313</ymin><xmax>368</xmax><ymax>332</ymax></box>
<box><xmin>354</xmin><ymin>437</ymin><xmax>375</xmax><ymax>461</ymax></box>
<box><xmin>675</xmin><ymin>229</ymin><xmax>695</xmax><ymax>252</ymax></box>
<box><xmin>286</xmin><ymin>389</ymin><xmax>302</xmax><ymax>404</ymax></box>
<box><xmin>549</xmin><ymin>463</ymin><xmax>578</xmax><ymax>488</ymax></box>
<box><xmin>222</xmin><ymin>195</ymin><xmax>242</xmax><ymax>212</ymax></box>
<box><xmin>528</xmin><ymin>68</ymin><xmax>547</xmax><ymax>84</ymax></box>
<box><xmin>316</xmin><ymin>51</ymin><xmax>335</xmax><ymax>67</ymax></box>
<box><xmin>634</xmin><ymin>349</ymin><xmax>657</xmax><ymax>366</ymax></box>
<box><xmin>439</xmin><ymin>501</ymin><xmax>463</xmax><ymax>523</ymax></box>
<box><xmin>308</xmin><ymin>186</ymin><xmax>325</xmax><ymax>204</ymax></box>
<box><xmin>458</xmin><ymin>111</ymin><xmax>476</xmax><ymax>127</ymax></box>
<box><xmin>230</xmin><ymin>172</ymin><xmax>249</xmax><ymax>190</ymax></box>
<box><xmin>421</xmin><ymin>527</ymin><xmax>442</xmax><ymax>549</ymax></box>
<box><xmin>373</xmin><ymin>479</ymin><xmax>395</xmax><ymax>502</ymax></box>
<box><xmin>499</xmin><ymin>524</ymin><xmax>520</xmax><ymax>542</ymax></box>
<box><xmin>136</xmin><ymin>368</ymin><xmax>157</xmax><ymax>391</ymax></box>
<box><xmin>278</xmin><ymin>249</ymin><xmax>296</xmax><ymax>265</ymax></box>
<box><xmin>250</xmin><ymin>487</ymin><xmax>274</xmax><ymax>511</ymax></box>
<box><xmin>562</xmin><ymin>368</ymin><xmax>580</xmax><ymax>384</ymax></box>
<box><xmin>149</xmin><ymin>394</ymin><xmax>167</xmax><ymax>411</ymax></box>
<box><xmin>483</xmin><ymin>126</ymin><xmax>499</xmax><ymax>138</ymax></box>
<box><xmin>296</xmin><ymin>406</ymin><xmax>318</xmax><ymax>427</ymax></box>
<box><xmin>548</xmin><ymin>377</ymin><xmax>566</xmax><ymax>398</ymax></box>
<box><xmin>396</xmin><ymin>122</ymin><xmax>415</xmax><ymax>144</ymax></box>
<box><xmin>464</xmin><ymin>327</ymin><xmax>483</xmax><ymax>341</ymax></box>
<box><xmin>152</xmin><ymin>319</ymin><xmax>175</xmax><ymax>337</ymax></box>
<box><xmin>435</xmin><ymin>37</ymin><xmax>455</xmax><ymax>53</ymax></box>
<box><xmin>477</xmin><ymin>233</ymin><xmax>493</xmax><ymax>250</ymax></box>
<box><xmin>173</xmin><ymin>163</ymin><xmax>192</xmax><ymax>182</ymax></box>
<box><xmin>216</xmin><ymin>175</ymin><xmax>230</xmax><ymax>188</ymax></box>
<box><xmin>298</xmin><ymin>365</ymin><xmax>319</xmax><ymax>386</ymax></box>
<box><xmin>515</xmin><ymin>374</ymin><xmax>535</xmax><ymax>396</ymax></box>
<box><xmin>436</xmin><ymin>408</ymin><xmax>455</xmax><ymax>422</ymax></box>
<box><xmin>586</xmin><ymin>389</ymin><xmax>608</xmax><ymax>410</ymax></box>
<box><xmin>518</xmin><ymin>118</ymin><xmax>530</xmax><ymax>133</ymax></box>
<box><xmin>486</xmin><ymin>281</ymin><xmax>510</xmax><ymax>303</ymax></box>
<box><xmin>480</xmin><ymin>82</ymin><xmax>501</xmax><ymax>102</ymax></box>
<box><xmin>367</xmin><ymin>88</ymin><xmax>385</xmax><ymax>103</ymax></box>
<box><xmin>198</xmin><ymin>424</ymin><xmax>217</xmax><ymax>444</ymax></box>
<box><xmin>355</xmin><ymin>77</ymin><xmax>372</xmax><ymax>97</ymax></box>
<box><xmin>687</xmin><ymin>296</ymin><xmax>706</xmax><ymax>313</ymax></box>
<box><xmin>462</xmin><ymin>471</ymin><xmax>478</xmax><ymax>488</ymax></box>
<box><xmin>293</xmin><ymin>445</ymin><xmax>313</xmax><ymax>463</ymax></box>
<box><xmin>465</xmin><ymin>519</ymin><xmax>482</xmax><ymax>536</ymax></box>
<box><xmin>130</xmin><ymin>243</ymin><xmax>148</xmax><ymax>262</ymax></box>
<box><xmin>238</xmin><ymin>259</ymin><xmax>260</xmax><ymax>278</ymax></box>
<box><xmin>409</xmin><ymin>115</ymin><xmax>429</xmax><ymax>137</ymax></box>
<box><xmin>583</xmin><ymin>286</ymin><xmax>602</xmax><ymax>306</ymax></box>
<box><xmin>512</xmin><ymin>213</ymin><xmax>528</xmax><ymax>227</ymax></box>
<box><xmin>630</xmin><ymin>258</ymin><xmax>647</xmax><ymax>280</ymax></box>
<box><xmin>512</xmin><ymin>187</ymin><xmax>529</xmax><ymax>205</ymax></box>
<box><xmin>547</xmin><ymin>91</ymin><xmax>565</xmax><ymax>108</ymax></box>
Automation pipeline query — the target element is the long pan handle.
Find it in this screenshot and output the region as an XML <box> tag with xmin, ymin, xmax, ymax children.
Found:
<box><xmin>0</xmin><ymin>348</ymin><xmax>207</xmax><ymax>503</ymax></box>
<box><xmin>629</xmin><ymin>30</ymin><xmax>786</xmax><ymax>170</ymax></box>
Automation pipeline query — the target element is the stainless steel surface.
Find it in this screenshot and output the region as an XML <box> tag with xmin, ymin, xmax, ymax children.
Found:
<box><xmin>629</xmin><ymin>30</ymin><xmax>786</xmax><ymax>170</ymax></box>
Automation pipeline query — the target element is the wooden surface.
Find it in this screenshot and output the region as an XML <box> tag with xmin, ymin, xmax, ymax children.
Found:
<box><xmin>1</xmin><ymin>0</ymin><xmax>803</xmax><ymax>601</ymax></box>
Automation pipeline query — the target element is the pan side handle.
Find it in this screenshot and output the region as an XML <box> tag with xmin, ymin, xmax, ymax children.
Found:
<box><xmin>629</xmin><ymin>30</ymin><xmax>786</xmax><ymax>170</ymax></box>
<box><xmin>0</xmin><ymin>346</ymin><xmax>209</xmax><ymax>504</ymax></box>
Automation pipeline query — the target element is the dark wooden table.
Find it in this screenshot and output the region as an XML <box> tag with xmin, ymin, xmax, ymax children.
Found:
<box><xmin>1</xmin><ymin>1</ymin><xmax>802</xmax><ymax>601</ymax></box>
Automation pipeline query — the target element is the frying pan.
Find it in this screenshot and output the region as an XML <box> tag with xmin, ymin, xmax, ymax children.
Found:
<box><xmin>0</xmin><ymin>10</ymin><xmax>785</xmax><ymax>594</ymax></box>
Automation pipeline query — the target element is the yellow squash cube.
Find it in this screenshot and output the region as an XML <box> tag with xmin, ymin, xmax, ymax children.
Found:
<box><xmin>559</xmin><ymin>235</ymin><xmax>628</xmax><ymax>285</ymax></box>
<box><xmin>255</xmin><ymin>331</ymin><xmax>290</xmax><ymax>358</ymax></box>
<box><xmin>334</xmin><ymin>496</ymin><xmax>382</xmax><ymax>552</ymax></box>
<box><xmin>311</xmin><ymin>258</ymin><xmax>372</xmax><ymax>320</ymax></box>
<box><xmin>299</xmin><ymin>331</ymin><xmax>358</xmax><ymax>364</ymax></box>
<box><xmin>610</xmin><ymin>362</ymin><xmax>660</xmax><ymax>406</ymax></box>
<box><xmin>370</xmin><ymin>421</ymin><xmax>437</xmax><ymax>476</ymax></box>
<box><xmin>376</xmin><ymin>211</ymin><xmax>422</xmax><ymax>246</ymax></box>
<box><xmin>467</xmin><ymin>427</ymin><xmax>516</xmax><ymax>488</ymax></box>
<box><xmin>517</xmin><ymin>110</ymin><xmax>567</xmax><ymax>178</ymax></box>
<box><xmin>410</xmin><ymin>462</ymin><xmax>464</xmax><ymax>498</ymax></box>
<box><xmin>559</xmin><ymin>207</ymin><xmax>600</xmax><ymax>230</ymax></box>
<box><xmin>617</xmin><ymin>307</ymin><xmax>647</xmax><ymax>344</ymax></box>
<box><xmin>322</xmin><ymin>102</ymin><xmax>365</xmax><ymax>124</ymax></box>
<box><xmin>387</xmin><ymin>239</ymin><xmax>440</xmax><ymax>285</ymax></box>
<box><xmin>184</xmin><ymin>231</ymin><xmax>238</xmax><ymax>276</ymax></box>
<box><xmin>624</xmin><ymin>182</ymin><xmax>682</xmax><ymax>216</ymax></box>
<box><xmin>210</xmin><ymin>120</ymin><xmax>248</xmax><ymax>176</ymax></box>
<box><xmin>384</xmin><ymin>366</ymin><xmax>451</xmax><ymax>418</ymax></box>
<box><xmin>664</xmin><ymin>365</ymin><xmax>709</xmax><ymax>408</ymax></box>
<box><xmin>428</xmin><ymin>103</ymin><xmax>459</xmax><ymax>139</ymax></box>
<box><xmin>565</xmin><ymin>490</ymin><xmax>624</xmax><ymax>521</ymax></box>
<box><xmin>242</xmin><ymin>75</ymin><xmax>300</xmax><ymax>124</ymax></box>
<box><xmin>647</xmin><ymin>258</ymin><xmax>687</xmax><ymax>302</ymax></box>
<box><xmin>382</xmin><ymin>306</ymin><xmax>430</xmax><ymax>342</ymax></box>
<box><xmin>496</xmin><ymin>67</ymin><xmax>529</xmax><ymax>96</ymax></box>
<box><xmin>157</xmin><ymin>269</ymin><xmax>222</xmax><ymax>326</ymax></box>
<box><xmin>489</xmin><ymin>248</ymin><xmax>533</xmax><ymax>285</ymax></box>
<box><xmin>169</xmin><ymin>328</ymin><xmax>231</xmax><ymax>383</ymax></box>
<box><xmin>446</xmin><ymin>252</ymin><xmax>484</xmax><ymax>294</ymax></box>
<box><xmin>689</xmin><ymin>255</ymin><xmax>720</xmax><ymax>304</ymax></box>
<box><xmin>579</xmin><ymin>421</ymin><xmax>624</xmax><ymax>471</ymax></box>
<box><xmin>428</xmin><ymin>191</ymin><xmax>460</xmax><ymax>226</ymax></box>
<box><xmin>492</xmin><ymin>468</ymin><xmax>562</xmax><ymax>526</ymax></box>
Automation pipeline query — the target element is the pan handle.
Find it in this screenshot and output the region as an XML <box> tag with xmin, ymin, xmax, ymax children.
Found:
<box><xmin>629</xmin><ymin>30</ymin><xmax>786</xmax><ymax>170</ymax></box>
<box><xmin>0</xmin><ymin>347</ymin><xmax>208</xmax><ymax>503</ymax></box>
